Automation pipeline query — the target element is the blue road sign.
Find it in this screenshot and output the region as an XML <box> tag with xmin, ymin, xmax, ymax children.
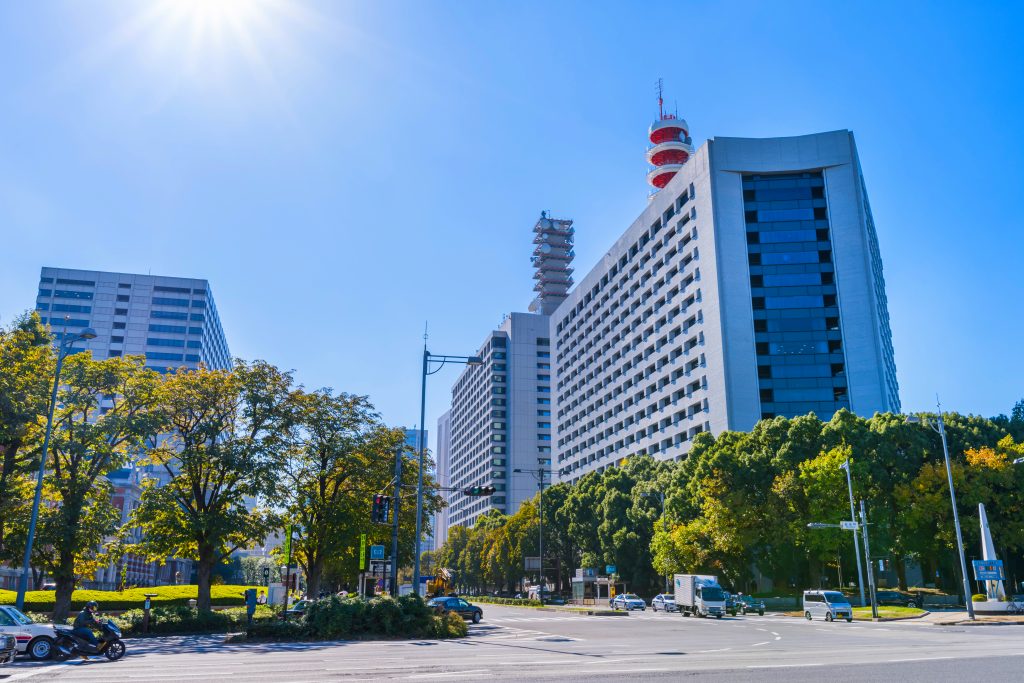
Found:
<box><xmin>973</xmin><ymin>559</ymin><xmax>1004</xmax><ymax>581</ymax></box>
<box><xmin>370</xmin><ymin>544</ymin><xmax>385</xmax><ymax>560</ymax></box>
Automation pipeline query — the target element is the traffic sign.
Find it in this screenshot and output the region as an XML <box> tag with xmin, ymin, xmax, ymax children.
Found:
<box><xmin>605</xmin><ymin>565</ymin><xmax>617</xmax><ymax>575</ymax></box>
<box><xmin>973</xmin><ymin>559</ymin><xmax>1004</xmax><ymax>581</ymax></box>
<box><xmin>370</xmin><ymin>545</ymin><xmax>385</xmax><ymax>560</ymax></box>
<box><xmin>840</xmin><ymin>521</ymin><xmax>859</xmax><ymax>530</ymax></box>
<box><xmin>262</xmin><ymin>566</ymin><xmax>270</xmax><ymax>584</ymax></box>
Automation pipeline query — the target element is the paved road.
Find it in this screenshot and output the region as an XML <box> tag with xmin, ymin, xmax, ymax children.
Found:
<box><xmin>3</xmin><ymin>604</ymin><xmax>1023</xmax><ymax>681</ymax></box>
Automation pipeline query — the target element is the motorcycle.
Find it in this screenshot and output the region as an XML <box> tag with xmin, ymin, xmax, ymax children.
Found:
<box><xmin>53</xmin><ymin>620</ymin><xmax>126</xmax><ymax>661</ymax></box>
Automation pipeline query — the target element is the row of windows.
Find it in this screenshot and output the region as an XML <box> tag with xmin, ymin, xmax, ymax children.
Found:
<box><xmin>151</xmin><ymin>311</ymin><xmax>205</xmax><ymax>322</ymax></box>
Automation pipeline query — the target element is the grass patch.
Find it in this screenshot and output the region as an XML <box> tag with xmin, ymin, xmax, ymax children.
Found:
<box><xmin>853</xmin><ymin>606</ymin><xmax>925</xmax><ymax>620</ymax></box>
<box><xmin>0</xmin><ymin>585</ymin><xmax>261</xmax><ymax>613</ymax></box>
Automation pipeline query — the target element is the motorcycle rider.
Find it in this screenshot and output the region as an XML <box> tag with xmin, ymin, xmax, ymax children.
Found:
<box><xmin>71</xmin><ymin>601</ymin><xmax>101</xmax><ymax>654</ymax></box>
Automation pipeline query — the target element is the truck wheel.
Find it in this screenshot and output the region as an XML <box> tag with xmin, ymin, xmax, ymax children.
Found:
<box><xmin>716</xmin><ymin>614</ymin><xmax>722</xmax><ymax>619</ymax></box>
<box><xmin>825</xmin><ymin>613</ymin><xmax>834</xmax><ymax>622</ymax></box>
<box><xmin>759</xmin><ymin>610</ymin><xmax>764</xmax><ymax>616</ymax></box>
<box><xmin>805</xmin><ymin>611</ymin><xmax>812</xmax><ymax>620</ymax></box>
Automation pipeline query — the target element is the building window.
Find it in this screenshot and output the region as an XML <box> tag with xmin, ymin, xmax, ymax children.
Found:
<box><xmin>56</xmin><ymin>278</ymin><xmax>95</xmax><ymax>287</ymax></box>
<box><xmin>537</xmin><ymin>398</ymin><xmax>550</xmax><ymax>405</ymax></box>
<box><xmin>154</xmin><ymin>285</ymin><xmax>190</xmax><ymax>294</ymax></box>
<box><xmin>108</xmin><ymin>350</ymin><xmax>122</xmax><ymax>357</ymax></box>
<box><xmin>152</xmin><ymin>311</ymin><xmax>188</xmax><ymax>320</ymax></box>
<box><xmin>148</xmin><ymin>338</ymin><xmax>185</xmax><ymax>348</ymax></box>
<box><xmin>152</xmin><ymin>297</ymin><xmax>189</xmax><ymax>307</ymax></box>
<box><xmin>115</xmin><ymin>308</ymin><xmax>129</xmax><ymax>316</ymax></box>
<box><xmin>190</xmin><ymin>313</ymin><xmax>205</xmax><ymax>322</ymax></box>
<box><xmin>149</xmin><ymin>324</ymin><xmax>186</xmax><ymax>334</ymax></box>
<box><xmin>113</xmin><ymin>322</ymin><xmax>126</xmax><ymax>330</ymax></box>
<box><xmin>537</xmin><ymin>351</ymin><xmax>550</xmax><ymax>358</ymax></box>
<box><xmin>537</xmin><ymin>410</ymin><xmax>551</xmax><ymax>416</ymax></box>
<box><xmin>54</xmin><ymin>290</ymin><xmax>93</xmax><ymax>300</ymax></box>
<box><xmin>52</xmin><ymin>304</ymin><xmax>91</xmax><ymax>313</ymax></box>
<box><xmin>147</xmin><ymin>352</ymin><xmax>183</xmax><ymax>361</ymax></box>
<box><xmin>116</xmin><ymin>294</ymin><xmax>130</xmax><ymax>302</ymax></box>
<box><xmin>537</xmin><ymin>422</ymin><xmax>551</xmax><ymax>428</ymax></box>
<box><xmin>536</xmin><ymin>337</ymin><xmax>550</xmax><ymax>346</ymax></box>
<box><xmin>118</xmin><ymin>283</ymin><xmax>131</xmax><ymax>289</ymax></box>
<box><xmin>538</xmin><ymin>434</ymin><xmax>551</xmax><ymax>440</ymax></box>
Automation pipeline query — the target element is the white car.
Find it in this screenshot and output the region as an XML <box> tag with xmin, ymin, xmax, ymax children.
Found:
<box><xmin>651</xmin><ymin>593</ymin><xmax>677</xmax><ymax>612</ymax></box>
<box><xmin>610</xmin><ymin>594</ymin><xmax>646</xmax><ymax>611</ymax></box>
<box><xmin>0</xmin><ymin>605</ymin><xmax>58</xmax><ymax>660</ymax></box>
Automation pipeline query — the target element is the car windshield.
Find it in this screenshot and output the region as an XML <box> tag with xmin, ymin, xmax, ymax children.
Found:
<box><xmin>823</xmin><ymin>592</ymin><xmax>848</xmax><ymax>604</ymax></box>
<box><xmin>621</xmin><ymin>594</ymin><xmax>640</xmax><ymax>600</ymax></box>
<box><xmin>4</xmin><ymin>608</ymin><xmax>33</xmax><ymax>626</ymax></box>
<box><xmin>660</xmin><ymin>594</ymin><xmax>674</xmax><ymax>601</ymax></box>
<box><xmin>700</xmin><ymin>587</ymin><xmax>725</xmax><ymax>601</ymax></box>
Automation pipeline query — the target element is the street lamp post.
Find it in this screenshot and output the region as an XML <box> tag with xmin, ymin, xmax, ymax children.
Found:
<box><xmin>839</xmin><ymin>459</ymin><xmax>867</xmax><ymax>607</ymax></box>
<box><xmin>859</xmin><ymin>500</ymin><xmax>879</xmax><ymax>620</ymax></box>
<box><xmin>514</xmin><ymin>465</ymin><xmax>550</xmax><ymax>602</ymax></box>
<box><xmin>16</xmin><ymin>326</ymin><xmax>96</xmax><ymax>610</ymax></box>
<box><xmin>413</xmin><ymin>346</ymin><xmax>482</xmax><ymax>597</ymax></box>
<box><xmin>642</xmin><ymin>491</ymin><xmax>669</xmax><ymax>594</ymax></box>
<box><xmin>906</xmin><ymin>409</ymin><xmax>975</xmax><ymax>620</ymax></box>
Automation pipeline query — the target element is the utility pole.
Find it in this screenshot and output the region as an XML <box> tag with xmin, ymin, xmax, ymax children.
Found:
<box><xmin>859</xmin><ymin>500</ymin><xmax>879</xmax><ymax>620</ymax></box>
<box><xmin>840</xmin><ymin>459</ymin><xmax>866</xmax><ymax>607</ymax></box>
<box><xmin>390</xmin><ymin>443</ymin><xmax>403</xmax><ymax>597</ymax></box>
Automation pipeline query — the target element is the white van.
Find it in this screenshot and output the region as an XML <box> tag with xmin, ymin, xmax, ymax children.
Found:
<box><xmin>803</xmin><ymin>590</ymin><xmax>853</xmax><ymax>622</ymax></box>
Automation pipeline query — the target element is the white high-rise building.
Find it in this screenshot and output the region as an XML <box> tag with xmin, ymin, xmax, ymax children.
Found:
<box><xmin>35</xmin><ymin>267</ymin><xmax>231</xmax><ymax>372</ymax></box>
<box><xmin>445</xmin><ymin>312</ymin><xmax>554</xmax><ymax>531</ymax></box>
<box><xmin>553</xmin><ymin>130</ymin><xmax>899</xmax><ymax>484</ymax></box>
<box><xmin>433</xmin><ymin>411</ymin><xmax>451</xmax><ymax>550</ymax></box>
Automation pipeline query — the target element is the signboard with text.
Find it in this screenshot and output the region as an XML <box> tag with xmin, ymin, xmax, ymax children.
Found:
<box><xmin>370</xmin><ymin>545</ymin><xmax>385</xmax><ymax>560</ymax></box>
<box><xmin>359</xmin><ymin>534</ymin><xmax>367</xmax><ymax>571</ymax></box>
<box><xmin>973</xmin><ymin>559</ymin><xmax>1004</xmax><ymax>581</ymax></box>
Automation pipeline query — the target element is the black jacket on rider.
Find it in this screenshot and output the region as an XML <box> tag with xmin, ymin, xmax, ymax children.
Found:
<box><xmin>73</xmin><ymin>608</ymin><xmax>99</xmax><ymax>630</ymax></box>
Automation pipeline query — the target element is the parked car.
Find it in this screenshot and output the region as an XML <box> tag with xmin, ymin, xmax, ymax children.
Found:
<box><xmin>651</xmin><ymin>594</ymin><xmax>677</xmax><ymax>612</ymax></box>
<box><xmin>0</xmin><ymin>634</ymin><xmax>17</xmax><ymax>666</ymax></box>
<box><xmin>284</xmin><ymin>599</ymin><xmax>309</xmax><ymax>618</ymax></box>
<box><xmin>544</xmin><ymin>594</ymin><xmax>567</xmax><ymax>606</ymax></box>
<box><xmin>803</xmin><ymin>590</ymin><xmax>853</xmax><ymax>622</ymax></box>
<box><xmin>736</xmin><ymin>595</ymin><xmax>765</xmax><ymax>616</ymax></box>
<box><xmin>0</xmin><ymin>605</ymin><xmax>58</xmax><ymax>660</ymax></box>
<box><xmin>874</xmin><ymin>590</ymin><xmax>921</xmax><ymax>608</ymax></box>
<box><xmin>427</xmin><ymin>597</ymin><xmax>483</xmax><ymax>624</ymax></box>
<box><xmin>610</xmin><ymin>594</ymin><xmax>646</xmax><ymax>611</ymax></box>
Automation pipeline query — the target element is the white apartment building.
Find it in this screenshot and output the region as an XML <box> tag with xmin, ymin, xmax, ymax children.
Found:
<box><xmin>433</xmin><ymin>410</ymin><xmax>451</xmax><ymax>550</ymax></box>
<box><xmin>553</xmin><ymin>130</ymin><xmax>899</xmax><ymax>484</ymax></box>
<box><xmin>445</xmin><ymin>312</ymin><xmax>554</xmax><ymax>530</ymax></box>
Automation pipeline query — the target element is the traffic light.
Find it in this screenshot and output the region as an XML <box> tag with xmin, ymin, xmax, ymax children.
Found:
<box><xmin>372</xmin><ymin>495</ymin><xmax>391</xmax><ymax>524</ymax></box>
<box><xmin>463</xmin><ymin>485</ymin><xmax>496</xmax><ymax>496</ymax></box>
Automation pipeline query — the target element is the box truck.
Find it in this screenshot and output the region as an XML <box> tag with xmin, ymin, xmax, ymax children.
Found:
<box><xmin>674</xmin><ymin>574</ymin><xmax>727</xmax><ymax>618</ymax></box>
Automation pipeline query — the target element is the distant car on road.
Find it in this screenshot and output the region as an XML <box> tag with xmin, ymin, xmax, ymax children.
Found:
<box><xmin>284</xmin><ymin>599</ymin><xmax>309</xmax><ymax>618</ymax></box>
<box><xmin>427</xmin><ymin>597</ymin><xmax>483</xmax><ymax>624</ymax></box>
<box><xmin>0</xmin><ymin>634</ymin><xmax>16</xmax><ymax>666</ymax></box>
<box><xmin>874</xmin><ymin>590</ymin><xmax>921</xmax><ymax>608</ymax></box>
<box><xmin>736</xmin><ymin>595</ymin><xmax>765</xmax><ymax>616</ymax></box>
<box><xmin>723</xmin><ymin>592</ymin><xmax>739</xmax><ymax>616</ymax></box>
<box><xmin>0</xmin><ymin>605</ymin><xmax>57</xmax><ymax>660</ymax></box>
<box><xmin>803</xmin><ymin>590</ymin><xmax>853</xmax><ymax>622</ymax></box>
<box><xmin>651</xmin><ymin>594</ymin><xmax>677</xmax><ymax>612</ymax></box>
<box><xmin>610</xmin><ymin>594</ymin><xmax>646</xmax><ymax>611</ymax></box>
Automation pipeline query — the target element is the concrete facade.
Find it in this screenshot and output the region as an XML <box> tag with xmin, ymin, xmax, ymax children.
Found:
<box><xmin>553</xmin><ymin>131</ymin><xmax>899</xmax><ymax>484</ymax></box>
<box><xmin>36</xmin><ymin>267</ymin><xmax>231</xmax><ymax>372</ymax></box>
<box><xmin>433</xmin><ymin>411</ymin><xmax>451</xmax><ymax>550</ymax></box>
<box><xmin>446</xmin><ymin>312</ymin><xmax>553</xmax><ymax>530</ymax></box>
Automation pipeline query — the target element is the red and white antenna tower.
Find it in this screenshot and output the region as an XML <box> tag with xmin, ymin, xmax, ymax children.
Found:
<box><xmin>646</xmin><ymin>78</ymin><xmax>693</xmax><ymax>192</ymax></box>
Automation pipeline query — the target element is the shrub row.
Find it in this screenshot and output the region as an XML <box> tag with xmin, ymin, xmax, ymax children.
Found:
<box><xmin>107</xmin><ymin>605</ymin><xmax>277</xmax><ymax>636</ymax></box>
<box><xmin>246</xmin><ymin>595</ymin><xmax>466</xmax><ymax>641</ymax></box>
<box><xmin>0</xmin><ymin>585</ymin><xmax>258</xmax><ymax>612</ymax></box>
<box><xmin>468</xmin><ymin>596</ymin><xmax>542</xmax><ymax>607</ymax></box>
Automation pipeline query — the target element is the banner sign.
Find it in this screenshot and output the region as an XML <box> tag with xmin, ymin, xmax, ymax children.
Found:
<box><xmin>359</xmin><ymin>533</ymin><xmax>367</xmax><ymax>571</ymax></box>
<box><xmin>972</xmin><ymin>559</ymin><xmax>1004</xmax><ymax>581</ymax></box>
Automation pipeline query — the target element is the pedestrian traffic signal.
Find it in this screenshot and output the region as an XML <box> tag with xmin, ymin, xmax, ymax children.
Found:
<box><xmin>371</xmin><ymin>495</ymin><xmax>391</xmax><ymax>523</ymax></box>
<box><xmin>463</xmin><ymin>485</ymin><xmax>496</xmax><ymax>496</ymax></box>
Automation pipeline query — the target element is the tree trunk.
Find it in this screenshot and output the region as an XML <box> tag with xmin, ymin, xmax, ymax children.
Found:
<box><xmin>52</xmin><ymin>549</ymin><xmax>77</xmax><ymax>623</ymax></box>
<box><xmin>895</xmin><ymin>555</ymin><xmax>908</xmax><ymax>590</ymax></box>
<box><xmin>196</xmin><ymin>544</ymin><xmax>215</xmax><ymax>613</ymax></box>
<box><xmin>305</xmin><ymin>558</ymin><xmax>324</xmax><ymax>600</ymax></box>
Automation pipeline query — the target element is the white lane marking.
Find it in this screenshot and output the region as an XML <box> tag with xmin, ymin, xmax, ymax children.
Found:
<box><xmin>774</xmin><ymin>636</ymin><xmax>782</xmax><ymax>640</ymax></box>
<box><xmin>751</xmin><ymin>641</ymin><xmax>770</xmax><ymax>646</ymax></box>
<box><xmin>591</xmin><ymin>669</ymin><xmax>668</xmax><ymax>674</ymax></box>
<box><xmin>0</xmin><ymin>668</ymin><xmax>51</xmax><ymax>682</ymax></box>
<box><xmin>887</xmin><ymin>657</ymin><xmax>954</xmax><ymax>663</ymax></box>
<box><xmin>770</xmin><ymin>631</ymin><xmax>780</xmax><ymax>636</ymax></box>
<box><xmin>756</xmin><ymin>627</ymin><xmax>769</xmax><ymax>632</ymax></box>
<box><xmin>407</xmin><ymin>670</ymin><xmax>490</xmax><ymax>679</ymax></box>
<box><xmin>749</xmin><ymin>663</ymin><xmax>822</xmax><ymax>669</ymax></box>
<box><xmin>584</xmin><ymin>659</ymin><xmax>631</xmax><ymax>665</ymax></box>
<box><xmin>697</xmin><ymin>648</ymin><xmax>732</xmax><ymax>653</ymax></box>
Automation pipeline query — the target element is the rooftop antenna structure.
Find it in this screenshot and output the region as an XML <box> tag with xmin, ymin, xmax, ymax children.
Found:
<box><xmin>646</xmin><ymin>78</ymin><xmax>693</xmax><ymax>194</ymax></box>
<box><xmin>528</xmin><ymin>212</ymin><xmax>575</xmax><ymax>316</ymax></box>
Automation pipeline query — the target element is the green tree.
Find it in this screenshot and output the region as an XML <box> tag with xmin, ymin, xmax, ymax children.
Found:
<box><xmin>0</xmin><ymin>313</ymin><xmax>52</xmax><ymax>569</ymax></box>
<box><xmin>280</xmin><ymin>389</ymin><xmax>380</xmax><ymax>599</ymax></box>
<box><xmin>130</xmin><ymin>360</ymin><xmax>291</xmax><ymax>612</ymax></box>
<box><xmin>41</xmin><ymin>353</ymin><xmax>162</xmax><ymax>620</ymax></box>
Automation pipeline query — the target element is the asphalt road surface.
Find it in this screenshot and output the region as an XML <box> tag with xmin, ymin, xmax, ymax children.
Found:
<box><xmin>3</xmin><ymin>604</ymin><xmax>1023</xmax><ymax>682</ymax></box>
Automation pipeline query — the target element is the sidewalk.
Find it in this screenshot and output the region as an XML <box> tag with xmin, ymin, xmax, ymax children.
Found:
<box><xmin>918</xmin><ymin>610</ymin><xmax>1024</xmax><ymax>625</ymax></box>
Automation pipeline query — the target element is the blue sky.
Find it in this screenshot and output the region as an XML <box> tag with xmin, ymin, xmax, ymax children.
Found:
<box><xmin>1</xmin><ymin>0</ymin><xmax>1022</xmax><ymax>448</ymax></box>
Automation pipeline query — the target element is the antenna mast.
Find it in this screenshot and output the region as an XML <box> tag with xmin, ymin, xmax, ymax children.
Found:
<box><xmin>656</xmin><ymin>78</ymin><xmax>664</xmax><ymax>120</ymax></box>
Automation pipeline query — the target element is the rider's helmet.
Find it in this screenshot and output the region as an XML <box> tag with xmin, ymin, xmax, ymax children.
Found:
<box><xmin>85</xmin><ymin>600</ymin><xmax>99</xmax><ymax>611</ymax></box>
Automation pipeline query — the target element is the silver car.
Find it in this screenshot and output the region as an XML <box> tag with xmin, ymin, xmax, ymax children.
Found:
<box><xmin>610</xmin><ymin>594</ymin><xmax>646</xmax><ymax>611</ymax></box>
<box><xmin>651</xmin><ymin>593</ymin><xmax>677</xmax><ymax>612</ymax></box>
<box><xmin>803</xmin><ymin>590</ymin><xmax>853</xmax><ymax>622</ymax></box>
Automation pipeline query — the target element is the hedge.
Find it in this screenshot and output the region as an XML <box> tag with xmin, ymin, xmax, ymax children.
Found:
<box><xmin>469</xmin><ymin>596</ymin><xmax>542</xmax><ymax>607</ymax></box>
<box><xmin>0</xmin><ymin>585</ymin><xmax>261</xmax><ymax>613</ymax></box>
<box><xmin>246</xmin><ymin>595</ymin><xmax>467</xmax><ymax>641</ymax></box>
